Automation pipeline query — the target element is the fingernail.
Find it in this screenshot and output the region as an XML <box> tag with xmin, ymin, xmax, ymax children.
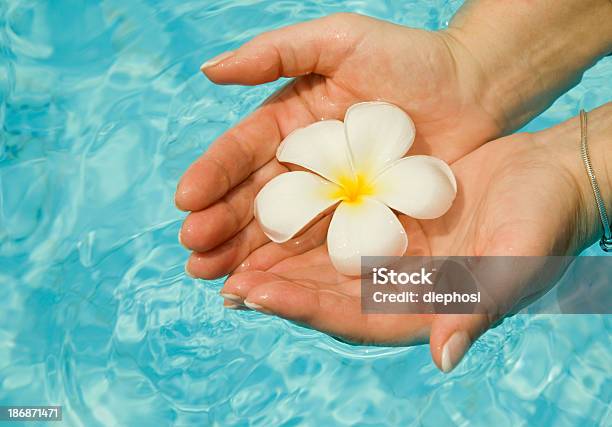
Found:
<box><xmin>225</xmin><ymin>303</ymin><xmax>241</xmax><ymax>309</ymax></box>
<box><xmin>184</xmin><ymin>263</ymin><xmax>196</xmax><ymax>279</ymax></box>
<box><xmin>220</xmin><ymin>292</ymin><xmax>242</xmax><ymax>303</ymax></box>
<box><xmin>178</xmin><ymin>231</ymin><xmax>185</xmax><ymax>248</ymax></box>
<box><xmin>201</xmin><ymin>51</ymin><xmax>234</xmax><ymax>70</ymax></box>
<box><xmin>441</xmin><ymin>331</ymin><xmax>471</xmax><ymax>373</ymax></box>
<box><xmin>244</xmin><ymin>300</ymin><xmax>270</xmax><ymax>314</ymax></box>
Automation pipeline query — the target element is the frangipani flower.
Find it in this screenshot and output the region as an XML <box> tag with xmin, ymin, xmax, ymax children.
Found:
<box><xmin>254</xmin><ymin>102</ymin><xmax>457</xmax><ymax>275</ymax></box>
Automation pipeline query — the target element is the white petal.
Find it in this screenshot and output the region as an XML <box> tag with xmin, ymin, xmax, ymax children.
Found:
<box><xmin>373</xmin><ymin>156</ymin><xmax>456</xmax><ymax>219</ymax></box>
<box><xmin>255</xmin><ymin>171</ymin><xmax>341</xmax><ymax>243</ymax></box>
<box><xmin>344</xmin><ymin>102</ymin><xmax>415</xmax><ymax>176</ymax></box>
<box><xmin>276</xmin><ymin>120</ymin><xmax>352</xmax><ymax>184</ymax></box>
<box><xmin>327</xmin><ymin>198</ymin><xmax>407</xmax><ymax>276</ymax></box>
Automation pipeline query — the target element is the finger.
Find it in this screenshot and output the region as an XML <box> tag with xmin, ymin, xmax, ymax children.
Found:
<box><xmin>263</xmin><ymin>245</ymin><xmax>353</xmax><ymax>287</ymax></box>
<box><xmin>223</xmin><ymin>299</ymin><xmax>247</xmax><ymax>310</ymax></box>
<box><xmin>201</xmin><ymin>14</ymin><xmax>363</xmax><ymax>85</ymax></box>
<box><xmin>179</xmin><ymin>159</ymin><xmax>287</xmax><ymax>252</ymax></box>
<box><xmin>175</xmin><ymin>85</ymin><xmax>317</xmax><ymax>212</ymax></box>
<box><xmin>186</xmin><ymin>220</ymin><xmax>269</xmax><ymax>280</ymax></box>
<box><xmin>428</xmin><ymin>255</ymin><xmax>508</xmax><ymax>373</ymax></box>
<box><xmin>221</xmin><ymin>270</ymin><xmax>291</xmax><ymax>303</ymax></box>
<box><xmin>224</xmin><ymin>270</ymin><xmax>363</xmax><ymax>332</ymax></box>
<box><xmin>428</xmin><ymin>252</ymin><xmax>572</xmax><ymax>373</ymax></box>
<box><xmin>223</xmin><ymin>271</ymin><xmax>432</xmax><ymax>345</ymax></box>
<box><xmin>429</xmin><ymin>313</ymin><xmax>491</xmax><ymax>374</ymax></box>
<box><xmin>235</xmin><ymin>215</ymin><xmax>332</xmax><ymax>273</ymax></box>
<box><xmin>175</xmin><ymin>106</ymin><xmax>281</xmax><ymax>212</ymax></box>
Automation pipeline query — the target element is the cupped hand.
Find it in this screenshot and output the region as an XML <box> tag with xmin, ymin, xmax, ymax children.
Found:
<box><xmin>177</xmin><ymin>13</ymin><xmax>502</xmax><ymax>279</ymax></box>
<box><xmin>218</xmin><ymin>107</ymin><xmax>605</xmax><ymax>372</ymax></box>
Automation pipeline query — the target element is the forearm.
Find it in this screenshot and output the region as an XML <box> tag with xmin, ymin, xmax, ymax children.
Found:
<box><xmin>445</xmin><ymin>0</ymin><xmax>612</xmax><ymax>133</ymax></box>
<box><xmin>540</xmin><ymin>103</ymin><xmax>612</xmax><ymax>251</ymax></box>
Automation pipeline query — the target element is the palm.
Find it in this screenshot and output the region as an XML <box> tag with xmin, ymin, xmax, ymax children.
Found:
<box><xmin>260</xmin><ymin>14</ymin><xmax>498</xmax><ymax>163</ymax></box>
<box><xmin>304</xmin><ymin>18</ymin><xmax>500</xmax><ymax>163</ymax></box>
<box><xmin>221</xmin><ymin>132</ymin><xmax>577</xmax><ymax>344</ymax></box>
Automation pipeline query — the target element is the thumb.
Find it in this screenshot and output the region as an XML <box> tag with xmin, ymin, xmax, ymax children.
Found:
<box><xmin>428</xmin><ymin>255</ymin><xmax>572</xmax><ymax>372</ymax></box>
<box><xmin>429</xmin><ymin>313</ymin><xmax>493</xmax><ymax>373</ymax></box>
<box><xmin>200</xmin><ymin>13</ymin><xmax>362</xmax><ymax>85</ymax></box>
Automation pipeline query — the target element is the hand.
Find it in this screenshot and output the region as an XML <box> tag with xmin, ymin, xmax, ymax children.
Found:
<box><xmin>175</xmin><ymin>4</ymin><xmax>612</xmax><ymax>371</ymax></box>
<box><xmin>176</xmin><ymin>13</ymin><xmax>507</xmax><ymax>278</ymax></box>
<box><xmin>218</xmin><ymin>103</ymin><xmax>612</xmax><ymax>372</ymax></box>
<box><xmin>177</xmin><ymin>3</ymin><xmax>612</xmax><ymax>278</ymax></box>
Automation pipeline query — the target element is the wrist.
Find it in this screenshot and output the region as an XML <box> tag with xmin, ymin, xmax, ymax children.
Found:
<box><xmin>443</xmin><ymin>0</ymin><xmax>612</xmax><ymax>135</ymax></box>
<box><xmin>536</xmin><ymin>103</ymin><xmax>612</xmax><ymax>252</ymax></box>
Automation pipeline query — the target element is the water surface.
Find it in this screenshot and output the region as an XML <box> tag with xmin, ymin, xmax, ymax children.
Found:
<box><xmin>0</xmin><ymin>0</ymin><xmax>610</xmax><ymax>425</ymax></box>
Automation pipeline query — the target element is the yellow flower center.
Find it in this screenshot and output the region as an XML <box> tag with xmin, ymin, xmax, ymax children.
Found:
<box><xmin>332</xmin><ymin>173</ymin><xmax>376</xmax><ymax>205</ymax></box>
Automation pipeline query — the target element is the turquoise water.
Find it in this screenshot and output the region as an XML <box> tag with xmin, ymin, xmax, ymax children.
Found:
<box><xmin>1</xmin><ymin>0</ymin><xmax>611</xmax><ymax>425</ymax></box>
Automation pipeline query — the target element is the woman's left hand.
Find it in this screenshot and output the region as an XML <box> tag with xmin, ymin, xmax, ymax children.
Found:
<box><xmin>218</xmin><ymin>103</ymin><xmax>611</xmax><ymax>372</ymax></box>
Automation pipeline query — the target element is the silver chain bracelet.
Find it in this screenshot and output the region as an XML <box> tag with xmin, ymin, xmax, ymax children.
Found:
<box><xmin>580</xmin><ymin>109</ymin><xmax>612</xmax><ymax>252</ymax></box>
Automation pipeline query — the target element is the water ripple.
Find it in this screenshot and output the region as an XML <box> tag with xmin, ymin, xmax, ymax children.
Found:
<box><xmin>0</xmin><ymin>0</ymin><xmax>610</xmax><ymax>426</ymax></box>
